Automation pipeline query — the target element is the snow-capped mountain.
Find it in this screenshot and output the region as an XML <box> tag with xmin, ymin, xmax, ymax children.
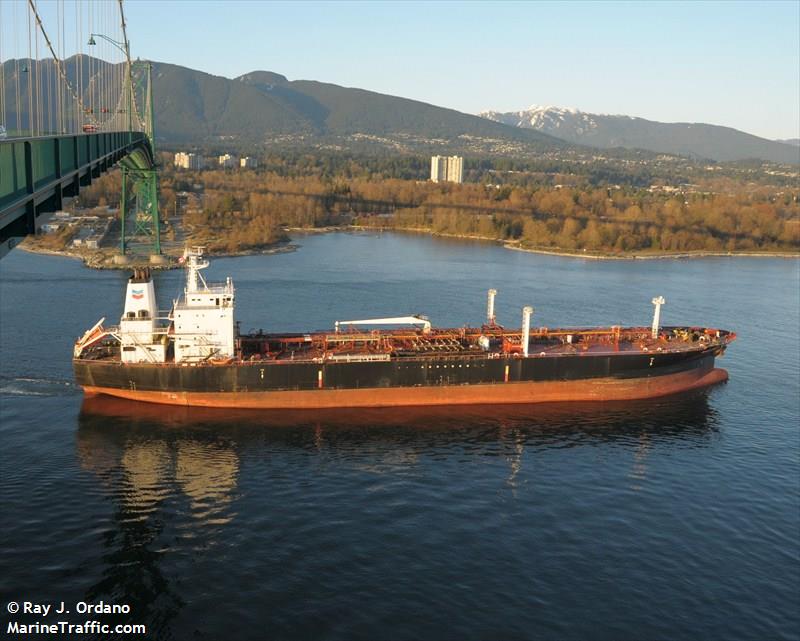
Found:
<box><xmin>479</xmin><ymin>106</ymin><xmax>799</xmax><ymax>164</ymax></box>
<box><xmin>480</xmin><ymin>105</ymin><xmax>603</xmax><ymax>136</ymax></box>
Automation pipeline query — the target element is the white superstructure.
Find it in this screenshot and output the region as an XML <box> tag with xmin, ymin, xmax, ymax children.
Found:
<box><xmin>171</xmin><ymin>248</ymin><xmax>236</xmax><ymax>363</ymax></box>
<box><xmin>73</xmin><ymin>248</ymin><xmax>237</xmax><ymax>363</ymax></box>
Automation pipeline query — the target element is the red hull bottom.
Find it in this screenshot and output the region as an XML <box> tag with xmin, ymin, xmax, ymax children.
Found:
<box><xmin>82</xmin><ymin>367</ymin><xmax>729</xmax><ymax>409</ymax></box>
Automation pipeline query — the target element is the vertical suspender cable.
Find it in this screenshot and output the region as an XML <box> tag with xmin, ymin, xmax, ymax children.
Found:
<box><xmin>101</xmin><ymin>0</ymin><xmax>105</xmax><ymax>126</ymax></box>
<box><xmin>0</xmin><ymin>1</ymin><xmax>5</xmax><ymax>131</ymax></box>
<box><xmin>14</xmin><ymin>0</ymin><xmax>22</xmax><ymax>135</ymax></box>
<box><xmin>98</xmin><ymin>0</ymin><xmax>103</xmax><ymax>125</ymax></box>
<box><xmin>55</xmin><ymin>0</ymin><xmax>59</xmax><ymax>134</ymax></box>
<box><xmin>29</xmin><ymin>5</ymin><xmax>34</xmax><ymax>136</ymax></box>
<box><xmin>106</xmin><ymin>0</ymin><xmax>110</xmax><ymax>127</ymax></box>
<box><xmin>79</xmin><ymin>0</ymin><xmax>84</xmax><ymax>132</ymax></box>
<box><xmin>101</xmin><ymin>0</ymin><xmax>104</xmax><ymax>125</ymax></box>
<box><xmin>35</xmin><ymin>21</ymin><xmax>41</xmax><ymax>136</ymax></box>
<box><xmin>109</xmin><ymin>0</ymin><xmax>114</xmax><ymax>128</ymax></box>
<box><xmin>81</xmin><ymin>0</ymin><xmax>85</xmax><ymax>130</ymax></box>
<box><xmin>56</xmin><ymin>0</ymin><xmax>62</xmax><ymax>133</ymax></box>
<box><xmin>96</xmin><ymin>0</ymin><xmax>99</xmax><ymax>121</ymax></box>
<box><xmin>100</xmin><ymin>2</ymin><xmax>111</xmax><ymax>126</ymax></box>
<box><xmin>0</xmin><ymin>1</ymin><xmax>5</xmax><ymax>132</ymax></box>
<box><xmin>77</xmin><ymin>0</ymin><xmax>82</xmax><ymax>132</ymax></box>
<box><xmin>102</xmin><ymin>0</ymin><xmax>107</xmax><ymax>127</ymax></box>
<box><xmin>45</xmin><ymin>28</ymin><xmax>51</xmax><ymax>134</ymax></box>
<box><xmin>88</xmin><ymin>0</ymin><xmax>93</xmax><ymax>119</ymax></box>
<box><xmin>63</xmin><ymin>0</ymin><xmax>67</xmax><ymax>132</ymax></box>
<box><xmin>75</xmin><ymin>0</ymin><xmax>79</xmax><ymax>132</ymax></box>
<box><xmin>42</xmin><ymin>2</ymin><xmax>53</xmax><ymax>135</ymax></box>
<box><xmin>55</xmin><ymin>0</ymin><xmax>60</xmax><ymax>133</ymax></box>
<box><xmin>107</xmin><ymin>0</ymin><xmax>111</xmax><ymax>126</ymax></box>
<box><xmin>60</xmin><ymin>0</ymin><xmax>64</xmax><ymax>133</ymax></box>
<box><xmin>34</xmin><ymin>11</ymin><xmax>40</xmax><ymax>135</ymax></box>
<box><xmin>27</xmin><ymin>5</ymin><xmax>33</xmax><ymax>135</ymax></box>
<box><xmin>115</xmin><ymin>2</ymin><xmax>119</xmax><ymax>130</ymax></box>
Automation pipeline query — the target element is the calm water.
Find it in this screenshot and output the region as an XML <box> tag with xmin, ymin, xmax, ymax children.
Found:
<box><xmin>1</xmin><ymin>232</ymin><xmax>798</xmax><ymax>641</ymax></box>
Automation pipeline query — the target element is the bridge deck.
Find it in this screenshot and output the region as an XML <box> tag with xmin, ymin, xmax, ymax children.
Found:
<box><xmin>0</xmin><ymin>131</ymin><xmax>152</xmax><ymax>258</ymax></box>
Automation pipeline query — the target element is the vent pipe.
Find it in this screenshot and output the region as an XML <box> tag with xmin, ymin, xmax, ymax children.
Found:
<box><xmin>651</xmin><ymin>296</ymin><xmax>665</xmax><ymax>339</ymax></box>
<box><xmin>487</xmin><ymin>289</ymin><xmax>497</xmax><ymax>324</ymax></box>
<box><xmin>522</xmin><ymin>306</ymin><xmax>533</xmax><ymax>357</ymax></box>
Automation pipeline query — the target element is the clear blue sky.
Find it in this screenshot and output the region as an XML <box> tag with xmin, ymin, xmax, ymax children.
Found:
<box><xmin>39</xmin><ymin>1</ymin><xmax>800</xmax><ymax>139</ymax></box>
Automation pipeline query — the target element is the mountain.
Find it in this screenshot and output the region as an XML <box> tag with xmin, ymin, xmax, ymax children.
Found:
<box><xmin>480</xmin><ymin>106</ymin><xmax>800</xmax><ymax>164</ymax></box>
<box><xmin>776</xmin><ymin>138</ymin><xmax>800</xmax><ymax>147</ymax></box>
<box><xmin>153</xmin><ymin>63</ymin><xmax>569</xmax><ymax>153</ymax></box>
<box><xmin>1</xmin><ymin>57</ymin><xmax>567</xmax><ymax>155</ymax></box>
<box><xmin>6</xmin><ymin>56</ymin><xmax>794</xmax><ymax>164</ymax></box>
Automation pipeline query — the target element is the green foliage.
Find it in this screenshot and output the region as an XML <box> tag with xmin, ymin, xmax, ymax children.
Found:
<box><xmin>169</xmin><ymin>165</ymin><xmax>799</xmax><ymax>256</ymax></box>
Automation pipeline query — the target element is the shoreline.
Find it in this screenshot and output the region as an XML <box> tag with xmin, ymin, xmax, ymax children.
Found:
<box><xmin>296</xmin><ymin>225</ymin><xmax>799</xmax><ymax>261</ymax></box>
<box><xmin>199</xmin><ymin>242</ymin><xmax>299</xmax><ymax>260</ymax></box>
<box><xmin>502</xmin><ymin>243</ymin><xmax>800</xmax><ymax>261</ymax></box>
<box><xmin>16</xmin><ymin>228</ymin><xmax>799</xmax><ymax>267</ymax></box>
<box><xmin>18</xmin><ymin>239</ymin><xmax>297</xmax><ymax>269</ymax></box>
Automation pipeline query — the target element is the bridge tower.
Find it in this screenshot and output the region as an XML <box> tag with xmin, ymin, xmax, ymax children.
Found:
<box><xmin>120</xmin><ymin>62</ymin><xmax>160</xmax><ymax>258</ymax></box>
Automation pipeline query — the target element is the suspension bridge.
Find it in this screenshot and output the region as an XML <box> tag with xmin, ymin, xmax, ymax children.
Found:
<box><xmin>0</xmin><ymin>0</ymin><xmax>161</xmax><ymax>261</ymax></box>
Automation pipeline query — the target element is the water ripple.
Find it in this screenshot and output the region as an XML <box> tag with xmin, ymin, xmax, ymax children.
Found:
<box><xmin>1</xmin><ymin>238</ymin><xmax>798</xmax><ymax>641</ymax></box>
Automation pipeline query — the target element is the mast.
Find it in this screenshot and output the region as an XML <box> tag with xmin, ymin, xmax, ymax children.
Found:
<box><xmin>183</xmin><ymin>247</ymin><xmax>209</xmax><ymax>293</ymax></box>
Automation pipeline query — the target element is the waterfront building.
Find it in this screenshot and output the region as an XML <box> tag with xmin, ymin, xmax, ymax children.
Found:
<box><xmin>446</xmin><ymin>155</ymin><xmax>464</xmax><ymax>183</ymax></box>
<box><xmin>430</xmin><ymin>155</ymin><xmax>464</xmax><ymax>183</ymax></box>
<box><xmin>218</xmin><ymin>154</ymin><xmax>237</xmax><ymax>169</ymax></box>
<box><xmin>174</xmin><ymin>152</ymin><xmax>204</xmax><ymax>170</ymax></box>
<box><xmin>431</xmin><ymin>156</ymin><xmax>446</xmax><ymax>183</ymax></box>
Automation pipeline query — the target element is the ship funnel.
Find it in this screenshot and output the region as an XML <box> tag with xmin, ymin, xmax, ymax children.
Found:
<box><xmin>521</xmin><ymin>305</ymin><xmax>533</xmax><ymax>357</ymax></box>
<box><xmin>119</xmin><ymin>267</ymin><xmax>158</xmax><ymax>363</ymax></box>
<box><xmin>487</xmin><ymin>289</ymin><xmax>497</xmax><ymax>325</ymax></box>
<box><xmin>651</xmin><ymin>296</ymin><xmax>665</xmax><ymax>339</ymax></box>
<box><xmin>122</xmin><ymin>267</ymin><xmax>157</xmax><ymax>323</ymax></box>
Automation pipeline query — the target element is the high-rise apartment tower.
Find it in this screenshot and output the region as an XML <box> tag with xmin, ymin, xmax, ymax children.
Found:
<box><xmin>430</xmin><ymin>155</ymin><xmax>464</xmax><ymax>183</ymax></box>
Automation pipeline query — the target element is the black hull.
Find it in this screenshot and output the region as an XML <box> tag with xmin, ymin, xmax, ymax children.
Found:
<box><xmin>75</xmin><ymin>347</ymin><xmax>721</xmax><ymax>395</ymax></box>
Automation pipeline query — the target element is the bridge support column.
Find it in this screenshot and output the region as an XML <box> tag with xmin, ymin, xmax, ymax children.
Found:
<box><xmin>120</xmin><ymin>166</ymin><xmax>160</xmax><ymax>256</ymax></box>
<box><xmin>120</xmin><ymin>166</ymin><xmax>127</xmax><ymax>254</ymax></box>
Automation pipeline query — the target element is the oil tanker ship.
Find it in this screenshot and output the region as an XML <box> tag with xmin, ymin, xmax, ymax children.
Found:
<box><xmin>73</xmin><ymin>248</ymin><xmax>735</xmax><ymax>409</ymax></box>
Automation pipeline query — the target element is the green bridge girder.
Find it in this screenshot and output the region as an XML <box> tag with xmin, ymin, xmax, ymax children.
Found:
<box><xmin>0</xmin><ymin>131</ymin><xmax>153</xmax><ymax>259</ymax></box>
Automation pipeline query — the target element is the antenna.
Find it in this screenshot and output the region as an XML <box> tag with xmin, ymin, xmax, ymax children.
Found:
<box><xmin>183</xmin><ymin>247</ymin><xmax>209</xmax><ymax>293</ymax></box>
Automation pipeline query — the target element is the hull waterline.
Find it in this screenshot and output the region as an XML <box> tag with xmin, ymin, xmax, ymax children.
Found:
<box><xmin>80</xmin><ymin>366</ymin><xmax>728</xmax><ymax>409</ymax></box>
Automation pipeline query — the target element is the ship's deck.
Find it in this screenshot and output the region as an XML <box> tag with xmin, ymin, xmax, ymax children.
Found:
<box><xmin>232</xmin><ymin>325</ymin><xmax>735</xmax><ymax>364</ymax></box>
<box><xmin>75</xmin><ymin>325</ymin><xmax>735</xmax><ymax>365</ymax></box>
